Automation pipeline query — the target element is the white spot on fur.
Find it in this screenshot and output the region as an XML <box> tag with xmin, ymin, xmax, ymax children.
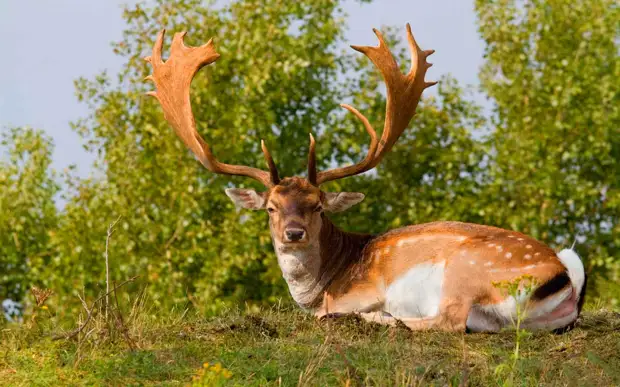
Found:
<box><xmin>484</xmin><ymin>261</ymin><xmax>493</xmax><ymax>267</ymax></box>
<box><xmin>384</xmin><ymin>261</ymin><xmax>445</xmax><ymax>318</ymax></box>
<box><xmin>517</xmin><ymin>238</ymin><xmax>524</xmax><ymax>241</ymax></box>
<box><xmin>524</xmin><ymin>265</ymin><xmax>536</xmax><ymax>270</ymax></box>
<box><xmin>526</xmin><ymin>244</ymin><xmax>532</xmax><ymax>249</ymax></box>
<box><xmin>507</xmin><ymin>235</ymin><xmax>515</xmax><ymax>238</ymax></box>
<box><xmin>396</xmin><ymin>239</ymin><xmax>406</xmax><ymax>247</ymax></box>
<box><xmin>496</xmin><ymin>245</ymin><xmax>504</xmax><ymax>252</ymax></box>
<box><xmin>505</xmin><ymin>252</ymin><xmax>512</xmax><ymax>259</ymax></box>
<box><xmin>488</xmin><ymin>243</ymin><xmax>495</xmax><ymax>247</ymax></box>
<box><xmin>524</xmin><ymin>254</ymin><xmax>532</xmax><ymax>260</ymax></box>
<box><xmin>469</xmin><ymin>260</ymin><xmax>476</xmax><ymax>265</ymax></box>
<box><xmin>534</xmin><ymin>252</ymin><xmax>541</xmax><ymax>257</ymax></box>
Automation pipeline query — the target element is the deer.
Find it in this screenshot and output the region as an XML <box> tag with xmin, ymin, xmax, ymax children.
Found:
<box><xmin>144</xmin><ymin>24</ymin><xmax>587</xmax><ymax>332</ymax></box>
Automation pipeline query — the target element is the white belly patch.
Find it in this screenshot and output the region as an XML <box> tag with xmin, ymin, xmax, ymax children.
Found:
<box><xmin>384</xmin><ymin>261</ymin><xmax>445</xmax><ymax>318</ymax></box>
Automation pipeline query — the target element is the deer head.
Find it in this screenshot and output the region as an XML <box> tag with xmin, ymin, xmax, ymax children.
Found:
<box><xmin>145</xmin><ymin>25</ymin><xmax>436</xmax><ymax>250</ymax></box>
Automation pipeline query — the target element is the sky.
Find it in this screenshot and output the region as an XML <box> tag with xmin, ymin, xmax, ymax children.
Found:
<box><xmin>0</xmin><ymin>0</ymin><xmax>485</xmax><ymax>178</ymax></box>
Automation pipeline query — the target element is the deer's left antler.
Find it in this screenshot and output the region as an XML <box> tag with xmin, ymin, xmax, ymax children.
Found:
<box><xmin>309</xmin><ymin>23</ymin><xmax>436</xmax><ymax>186</ymax></box>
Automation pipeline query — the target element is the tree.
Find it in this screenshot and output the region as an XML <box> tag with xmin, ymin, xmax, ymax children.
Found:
<box><xmin>38</xmin><ymin>0</ymin><xmax>484</xmax><ymax>313</ymax></box>
<box><xmin>0</xmin><ymin>128</ymin><xmax>59</xmax><ymax>303</ymax></box>
<box><xmin>42</xmin><ymin>0</ymin><xmax>369</xmax><ymax>312</ymax></box>
<box><xmin>475</xmin><ymin>0</ymin><xmax>620</xmax><ymax>294</ymax></box>
<box><xmin>19</xmin><ymin>0</ymin><xmax>616</xmax><ymax>314</ymax></box>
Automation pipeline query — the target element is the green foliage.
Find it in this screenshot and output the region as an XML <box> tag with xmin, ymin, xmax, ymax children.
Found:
<box><xmin>475</xmin><ymin>0</ymin><xmax>620</xmax><ymax>284</ymax></box>
<box><xmin>0</xmin><ymin>128</ymin><xmax>59</xmax><ymax>301</ymax></box>
<box><xmin>492</xmin><ymin>276</ymin><xmax>537</xmax><ymax>385</ymax></box>
<box><xmin>34</xmin><ymin>0</ymin><xmax>488</xmax><ymax>313</ymax></box>
<box><xmin>42</xmin><ymin>0</ymin><xmax>379</xmax><ymax>312</ymax></box>
<box><xmin>1</xmin><ymin>0</ymin><xmax>618</xmax><ymax>313</ymax></box>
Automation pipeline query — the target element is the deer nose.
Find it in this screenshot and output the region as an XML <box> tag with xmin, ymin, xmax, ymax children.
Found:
<box><xmin>285</xmin><ymin>228</ymin><xmax>306</xmax><ymax>242</ymax></box>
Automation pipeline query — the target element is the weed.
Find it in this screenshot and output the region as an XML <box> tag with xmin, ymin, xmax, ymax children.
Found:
<box><xmin>492</xmin><ymin>275</ymin><xmax>537</xmax><ymax>386</ymax></box>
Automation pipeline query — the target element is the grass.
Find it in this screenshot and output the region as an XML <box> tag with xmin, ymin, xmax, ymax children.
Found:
<box><xmin>1</xmin><ymin>302</ymin><xmax>619</xmax><ymax>386</ymax></box>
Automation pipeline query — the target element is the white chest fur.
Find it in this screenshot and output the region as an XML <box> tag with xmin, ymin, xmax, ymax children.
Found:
<box><xmin>384</xmin><ymin>261</ymin><xmax>446</xmax><ymax>318</ymax></box>
<box><xmin>274</xmin><ymin>242</ymin><xmax>325</xmax><ymax>307</ymax></box>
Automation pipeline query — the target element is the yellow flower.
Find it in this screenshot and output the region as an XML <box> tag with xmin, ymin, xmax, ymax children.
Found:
<box><xmin>203</xmin><ymin>362</ymin><xmax>210</xmax><ymax>368</ymax></box>
<box><xmin>222</xmin><ymin>370</ymin><xmax>232</xmax><ymax>379</ymax></box>
<box><xmin>212</xmin><ymin>363</ymin><xmax>222</xmax><ymax>373</ymax></box>
<box><xmin>41</xmin><ymin>305</ymin><xmax>48</xmax><ymax>310</ymax></box>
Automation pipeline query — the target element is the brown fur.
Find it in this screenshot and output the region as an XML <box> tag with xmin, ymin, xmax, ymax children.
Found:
<box><xmin>237</xmin><ymin>178</ymin><xmax>576</xmax><ymax>331</ymax></box>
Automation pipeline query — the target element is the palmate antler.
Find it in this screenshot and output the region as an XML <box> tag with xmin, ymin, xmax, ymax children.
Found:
<box><xmin>309</xmin><ymin>23</ymin><xmax>436</xmax><ymax>186</ymax></box>
<box><xmin>144</xmin><ymin>30</ymin><xmax>280</xmax><ymax>187</ymax></box>
<box><xmin>146</xmin><ymin>25</ymin><xmax>434</xmax><ymax>188</ymax></box>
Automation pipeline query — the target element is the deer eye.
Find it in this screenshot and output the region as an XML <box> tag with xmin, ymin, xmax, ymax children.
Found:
<box><xmin>267</xmin><ymin>207</ymin><xmax>276</xmax><ymax>214</ymax></box>
<box><xmin>314</xmin><ymin>205</ymin><xmax>323</xmax><ymax>213</ymax></box>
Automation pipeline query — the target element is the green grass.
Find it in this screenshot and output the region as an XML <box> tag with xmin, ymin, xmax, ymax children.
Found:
<box><xmin>1</xmin><ymin>304</ymin><xmax>619</xmax><ymax>386</ymax></box>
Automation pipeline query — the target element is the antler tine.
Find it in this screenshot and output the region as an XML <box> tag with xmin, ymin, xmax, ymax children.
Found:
<box><xmin>371</xmin><ymin>23</ymin><xmax>436</xmax><ymax>169</ymax></box>
<box><xmin>261</xmin><ymin>140</ymin><xmax>280</xmax><ymax>185</ymax></box>
<box><xmin>307</xmin><ymin>133</ymin><xmax>317</xmax><ymax>185</ymax></box>
<box><xmin>308</xmin><ymin>104</ymin><xmax>378</xmax><ymax>186</ymax></box>
<box><xmin>145</xmin><ymin>29</ymin><xmax>278</xmax><ymax>188</ymax></box>
<box><xmin>352</xmin><ymin>23</ymin><xmax>436</xmax><ymax>171</ymax></box>
<box><xmin>309</xmin><ymin>24</ymin><xmax>434</xmax><ymax>186</ymax></box>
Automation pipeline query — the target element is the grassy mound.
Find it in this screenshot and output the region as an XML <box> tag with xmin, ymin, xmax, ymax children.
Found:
<box><xmin>1</xmin><ymin>306</ymin><xmax>619</xmax><ymax>386</ymax></box>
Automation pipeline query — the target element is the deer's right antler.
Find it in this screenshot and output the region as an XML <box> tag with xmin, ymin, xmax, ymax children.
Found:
<box><xmin>145</xmin><ymin>30</ymin><xmax>280</xmax><ymax>187</ymax></box>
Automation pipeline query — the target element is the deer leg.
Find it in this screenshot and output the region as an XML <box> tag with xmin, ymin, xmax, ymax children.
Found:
<box><xmin>396</xmin><ymin>298</ymin><xmax>472</xmax><ymax>332</ymax></box>
<box><xmin>314</xmin><ymin>289</ymin><xmax>384</xmax><ymax>319</ymax></box>
<box><xmin>359</xmin><ymin>311</ymin><xmax>398</xmax><ymax>326</ymax></box>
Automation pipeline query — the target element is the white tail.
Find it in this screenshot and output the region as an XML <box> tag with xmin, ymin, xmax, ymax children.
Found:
<box><xmin>557</xmin><ymin>248</ymin><xmax>586</xmax><ymax>299</ymax></box>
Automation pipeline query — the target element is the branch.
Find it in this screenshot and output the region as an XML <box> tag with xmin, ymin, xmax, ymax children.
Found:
<box><xmin>105</xmin><ymin>215</ymin><xmax>122</xmax><ymax>320</ymax></box>
<box><xmin>52</xmin><ymin>276</ymin><xmax>138</xmax><ymax>341</ymax></box>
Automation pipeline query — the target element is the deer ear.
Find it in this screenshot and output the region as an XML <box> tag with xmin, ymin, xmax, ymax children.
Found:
<box><xmin>323</xmin><ymin>192</ymin><xmax>365</xmax><ymax>213</ymax></box>
<box><xmin>225</xmin><ymin>188</ymin><xmax>266</xmax><ymax>210</ymax></box>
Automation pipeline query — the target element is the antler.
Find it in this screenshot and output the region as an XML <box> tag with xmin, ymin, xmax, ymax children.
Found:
<box><xmin>309</xmin><ymin>23</ymin><xmax>436</xmax><ymax>186</ymax></box>
<box><xmin>307</xmin><ymin>104</ymin><xmax>378</xmax><ymax>185</ymax></box>
<box><xmin>145</xmin><ymin>30</ymin><xmax>279</xmax><ymax>187</ymax></box>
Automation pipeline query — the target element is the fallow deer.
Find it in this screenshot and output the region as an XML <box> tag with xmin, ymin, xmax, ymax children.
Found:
<box><xmin>145</xmin><ymin>24</ymin><xmax>586</xmax><ymax>332</ymax></box>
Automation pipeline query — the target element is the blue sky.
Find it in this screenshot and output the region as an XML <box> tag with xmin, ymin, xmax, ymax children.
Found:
<box><xmin>0</xmin><ymin>0</ymin><xmax>485</xmax><ymax>177</ymax></box>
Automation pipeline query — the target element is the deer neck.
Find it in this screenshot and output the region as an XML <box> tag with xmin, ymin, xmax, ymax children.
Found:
<box><xmin>272</xmin><ymin>215</ymin><xmax>372</xmax><ymax>309</ymax></box>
